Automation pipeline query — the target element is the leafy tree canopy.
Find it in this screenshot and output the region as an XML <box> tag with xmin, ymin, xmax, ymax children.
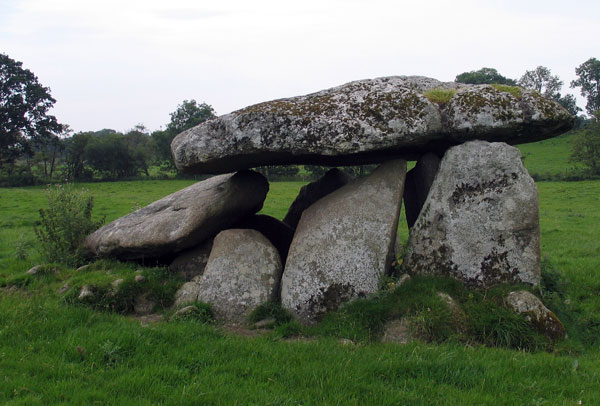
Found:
<box><xmin>571</xmin><ymin>57</ymin><xmax>600</xmax><ymax>116</ymax></box>
<box><xmin>455</xmin><ymin>67</ymin><xmax>517</xmax><ymax>85</ymax></box>
<box><xmin>0</xmin><ymin>53</ymin><xmax>63</xmax><ymax>166</ymax></box>
<box><xmin>519</xmin><ymin>66</ymin><xmax>581</xmax><ymax>117</ymax></box>
<box><xmin>167</xmin><ymin>99</ymin><xmax>216</xmax><ymax>134</ymax></box>
<box><xmin>518</xmin><ymin>66</ymin><xmax>562</xmax><ymax>98</ymax></box>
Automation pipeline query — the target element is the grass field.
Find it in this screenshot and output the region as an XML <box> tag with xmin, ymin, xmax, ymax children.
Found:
<box><xmin>1</xmin><ymin>136</ymin><xmax>599</xmax><ymax>405</ymax></box>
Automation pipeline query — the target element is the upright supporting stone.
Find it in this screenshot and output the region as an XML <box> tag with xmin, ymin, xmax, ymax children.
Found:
<box><xmin>281</xmin><ymin>160</ymin><xmax>407</xmax><ymax>323</ymax></box>
<box><xmin>195</xmin><ymin>229</ymin><xmax>282</xmax><ymax>323</ymax></box>
<box><xmin>404</xmin><ymin>141</ymin><xmax>541</xmax><ymax>287</ymax></box>
<box><xmin>403</xmin><ymin>152</ymin><xmax>440</xmax><ymax>228</ymax></box>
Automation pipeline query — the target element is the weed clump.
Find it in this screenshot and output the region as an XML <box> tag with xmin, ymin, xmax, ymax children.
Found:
<box><xmin>171</xmin><ymin>302</ymin><xmax>215</xmax><ymax>323</ymax></box>
<box><xmin>423</xmin><ymin>88</ymin><xmax>457</xmax><ymax>105</ymax></box>
<box><xmin>490</xmin><ymin>84</ymin><xmax>523</xmax><ymax>98</ymax></box>
<box><xmin>34</xmin><ymin>184</ymin><xmax>104</xmax><ymax>266</ymax></box>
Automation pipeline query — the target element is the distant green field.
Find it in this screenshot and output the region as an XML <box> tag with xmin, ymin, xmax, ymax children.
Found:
<box><xmin>1</xmin><ymin>135</ymin><xmax>599</xmax><ymax>405</ymax></box>
<box><xmin>517</xmin><ymin>133</ymin><xmax>577</xmax><ymax>177</ymax></box>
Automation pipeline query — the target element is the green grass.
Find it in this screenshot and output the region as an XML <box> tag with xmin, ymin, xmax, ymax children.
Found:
<box><xmin>1</xmin><ymin>137</ymin><xmax>600</xmax><ymax>404</ymax></box>
<box><xmin>423</xmin><ymin>88</ymin><xmax>456</xmax><ymax>104</ymax></box>
<box><xmin>518</xmin><ymin>134</ymin><xmax>579</xmax><ymax>179</ymax></box>
<box><xmin>490</xmin><ymin>84</ymin><xmax>523</xmax><ymax>98</ymax></box>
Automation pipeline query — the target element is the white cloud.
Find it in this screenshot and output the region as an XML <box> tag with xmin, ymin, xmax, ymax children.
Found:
<box><xmin>0</xmin><ymin>0</ymin><xmax>598</xmax><ymax>131</ymax></box>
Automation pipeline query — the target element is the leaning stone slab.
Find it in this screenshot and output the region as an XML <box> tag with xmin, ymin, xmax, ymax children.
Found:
<box><xmin>404</xmin><ymin>141</ymin><xmax>541</xmax><ymax>287</ymax></box>
<box><xmin>281</xmin><ymin>160</ymin><xmax>406</xmax><ymax>323</ymax></box>
<box><xmin>84</xmin><ymin>170</ymin><xmax>268</xmax><ymax>260</ymax></box>
<box><xmin>282</xmin><ymin>168</ymin><xmax>353</xmax><ymax>229</ymax></box>
<box><xmin>195</xmin><ymin>229</ymin><xmax>282</xmax><ymax>323</ymax></box>
<box><xmin>506</xmin><ymin>291</ymin><xmax>566</xmax><ymax>340</ymax></box>
<box><xmin>172</xmin><ymin>76</ymin><xmax>573</xmax><ymax>174</ymax></box>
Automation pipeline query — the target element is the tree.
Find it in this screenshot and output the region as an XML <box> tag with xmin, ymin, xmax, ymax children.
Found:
<box><xmin>455</xmin><ymin>67</ymin><xmax>517</xmax><ymax>85</ymax></box>
<box><xmin>571</xmin><ymin>57</ymin><xmax>600</xmax><ymax>116</ymax></box>
<box><xmin>153</xmin><ymin>100</ymin><xmax>217</xmax><ymax>170</ymax></box>
<box><xmin>167</xmin><ymin>99</ymin><xmax>216</xmax><ymax>134</ymax></box>
<box><xmin>64</xmin><ymin>131</ymin><xmax>93</xmax><ymax>180</ymax></box>
<box><xmin>519</xmin><ymin>66</ymin><xmax>581</xmax><ymax>117</ymax></box>
<box><xmin>570</xmin><ymin>113</ymin><xmax>600</xmax><ymax>175</ymax></box>
<box><xmin>518</xmin><ymin>66</ymin><xmax>562</xmax><ymax>98</ymax></box>
<box><xmin>0</xmin><ymin>53</ymin><xmax>63</xmax><ymax>167</ymax></box>
<box><xmin>124</xmin><ymin>128</ymin><xmax>153</xmax><ymax>177</ymax></box>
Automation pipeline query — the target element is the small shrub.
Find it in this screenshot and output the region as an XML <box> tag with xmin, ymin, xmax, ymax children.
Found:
<box><xmin>490</xmin><ymin>84</ymin><xmax>523</xmax><ymax>98</ymax></box>
<box><xmin>34</xmin><ymin>184</ymin><xmax>105</xmax><ymax>266</ymax></box>
<box><xmin>423</xmin><ymin>88</ymin><xmax>456</xmax><ymax>104</ymax></box>
<box><xmin>99</xmin><ymin>339</ymin><xmax>124</xmax><ymax>367</ymax></box>
<box><xmin>14</xmin><ymin>235</ymin><xmax>31</xmax><ymax>260</ymax></box>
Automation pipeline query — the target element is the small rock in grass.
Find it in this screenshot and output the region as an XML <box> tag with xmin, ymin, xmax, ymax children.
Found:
<box><xmin>26</xmin><ymin>265</ymin><xmax>42</xmax><ymax>275</ymax></box>
<box><xmin>253</xmin><ymin>318</ymin><xmax>277</xmax><ymax>329</ymax></box>
<box><xmin>397</xmin><ymin>274</ymin><xmax>411</xmax><ymax>287</ymax></box>
<box><xmin>112</xmin><ymin>279</ymin><xmax>124</xmax><ymax>289</ymax></box>
<box><xmin>78</xmin><ymin>285</ymin><xmax>94</xmax><ymax>301</ymax></box>
<box><xmin>338</xmin><ymin>338</ymin><xmax>355</xmax><ymax>346</ymax></box>
<box><xmin>506</xmin><ymin>290</ymin><xmax>566</xmax><ymax>340</ymax></box>
<box><xmin>173</xmin><ymin>305</ymin><xmax>198</xmax><ymax>318</ymax></box>
<box><xmin>134</xmin><ymin>275</ymin><xmax>146</xmax><ymax>283</ymax></box>
<box><xmin>58</xmin><ymin>283</ymin><xmax>70</xmax><ymax>295</ymax></box>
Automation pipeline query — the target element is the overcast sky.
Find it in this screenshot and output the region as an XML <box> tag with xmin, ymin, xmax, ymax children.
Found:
<box><xmin>1</xmin><ymin>0</ymin><xmax>599</xmax><ymax>133</ymax></box>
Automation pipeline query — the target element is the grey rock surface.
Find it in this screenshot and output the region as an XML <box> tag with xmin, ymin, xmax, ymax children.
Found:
<box><xmin>506</xmin><ymin>290</ymin><xmax>566</xmax><ymax>340</ymax></box>
<box><xmin>169</xmin><ymin>239</ymin><xmax>213</xmax><ymax>281</ymax></box>
<box><xmin>195</xmin><ymin>229</ymin><xmax>282</xmax><ymax>323</ymax></box>
<box><xmin>232</xmin><ymin>214</ymin><xmax>295</xmax><ymax>263</ymax></box>
<box><xmin>173</xmin><ymin>280</ymin><xmax>202</xmax><ymax>307</ymax></box>
<box><xmin>172</xmin><ymin>76</ymin><xmax>573</xmax><ymax>174</ymax></box>
<box><xmin>404</xmin><ymin>141</ymin><xmax>541</xmax><ymax>287</ymax></box>
<box><xmin>84</xmin><ymin>170</ymin><xmax>268</xmax><ymax>260</ymax></box>
<box><xmin>282</xmin><ymin>168</ymin><xmax>354</xmax><ymax>229</ymax></box>
<box><xmin>403</xmin><ymin>152</ymin><xmax>440</xmax><ymax>228</ymax></box>
<box><xmin>281</xmin><ymin>160</ymin><xmax>407</xmax><ymax>323</ymax></box>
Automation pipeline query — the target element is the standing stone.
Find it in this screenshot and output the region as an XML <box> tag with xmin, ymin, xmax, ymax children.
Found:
<box><xmin>404</xmin><ymin>141</ymin><xmax>541</xmax><ymax>287</ymax></box>
<box><xmin>281</xmin><ymin>160</ymin><xmax>407</xmax><ymax>323</ymax></box>
<box><xmin>195</xmin><ymin>229</ymin><xmax>282</xmax><ymax>323</ymax></box>
<box><xmin>84</xmin><ymin>170</ymin><xmax>268</xmax><ymax>260</ymax></box>
<box><xmin>403</xmin><ymin>152</ymin><xmax>440</xmax><ymax>228</ymax></box>
<box><xmin>282</xmin><ymin>168</ymin><xmax>353</xmax><ymax>229</ymax></box>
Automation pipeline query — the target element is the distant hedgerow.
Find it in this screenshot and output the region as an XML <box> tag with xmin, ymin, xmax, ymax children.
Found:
<box><xmin>34</xmin><ymin>184</ymin><xmax>104</xmax><ymax>266</ymax></box>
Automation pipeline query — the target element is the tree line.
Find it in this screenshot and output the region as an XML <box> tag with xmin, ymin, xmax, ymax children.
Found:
<box><xmin>1</xmin><ymin>53</ymin><xmax>599</xmax><ymax>186</ymax></box>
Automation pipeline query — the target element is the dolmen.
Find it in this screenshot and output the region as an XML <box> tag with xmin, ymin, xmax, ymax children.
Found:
<box><xmin>85</xmin><ymin>76</ymin><xmax>574</xmax><ymax>324</ymax></box>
